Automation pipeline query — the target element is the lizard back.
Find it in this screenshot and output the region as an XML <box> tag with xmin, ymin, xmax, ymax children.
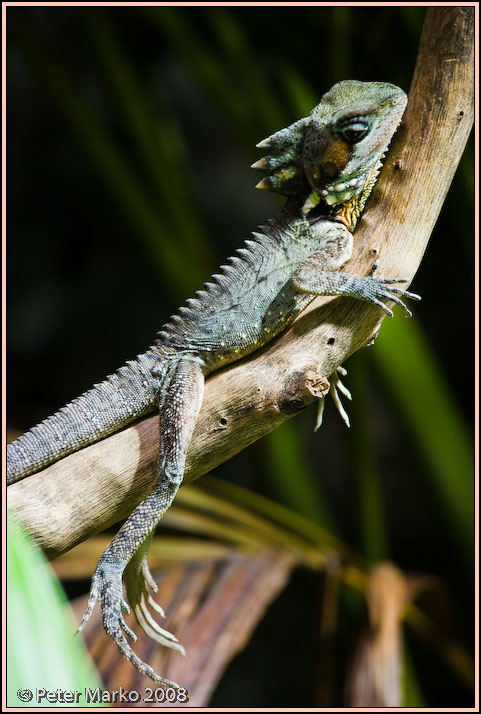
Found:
<box><xmin>157</xmin><ymin>202</ymin><xmax>342</xmax><ymax>369</ymax></box>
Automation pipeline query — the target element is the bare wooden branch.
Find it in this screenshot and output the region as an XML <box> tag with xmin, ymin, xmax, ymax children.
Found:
<box><xmin>8</xmin><ymin>7</ymin><xmax>474</xmax><ymax>560</ymax></box>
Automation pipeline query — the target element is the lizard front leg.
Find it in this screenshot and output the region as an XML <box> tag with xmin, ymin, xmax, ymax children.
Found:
<box><xmin>78</xmin><ymin>355</ymin><xmax>205</xmax><ymax>686</ymax></box>
<box><xmin>293</xmin><ymin>216</ymin><xmax>420</xmax><ymax>316</ymax></box>
<box><xmin>292</xmin><ymin>220</ymin><xmax>420</xmax><ymax>425</ymax></box>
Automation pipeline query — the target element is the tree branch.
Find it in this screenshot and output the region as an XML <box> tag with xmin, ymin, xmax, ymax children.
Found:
<box><xmin>8</xmin><ymin>7</ymin><xmax>474</xmax><ymax>560</ymax></box>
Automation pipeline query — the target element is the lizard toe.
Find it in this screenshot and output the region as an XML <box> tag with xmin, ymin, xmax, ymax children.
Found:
<box><xmin>119</xmin><ymin>614</ymin><xmax>137</xmax><ymax>642</ymax></box>
<box><xmin>331</xmin><ymin>369</ymin><xmax>352</xmax><ymax>427</ymax></box>
<box><xmin>77</xmin><ymin>582</ymin><xmax>99</xmax><ymax>634</ymax></box>
<box><xmin>134</xmin><ymin>596</ymin><xmax>186</xmax><ymax>654</ymax></box>
<box><xmin>113</xmin><ymin>628</ymin><xmax>182</xmax><ymax>688</ymax></box>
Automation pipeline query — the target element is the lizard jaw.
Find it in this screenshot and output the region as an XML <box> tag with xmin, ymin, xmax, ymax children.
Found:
<box><xmin>329</xmin><ymin>160</ymin><xmax>383</xmax><ymax>231</ymax></box>
<box><xmin>320</xmin><ymin>172</ymin><xmax>369</xmax><ymax>207</ymax></box>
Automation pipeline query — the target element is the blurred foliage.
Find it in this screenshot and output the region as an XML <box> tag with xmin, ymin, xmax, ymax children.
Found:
<box><xmin>7</xmin><ymin>512</ymin><xmax>103</xmax><ymax>707</ymax></box>
<box><xmin>7</xmin><ymin>5</ymin><xmax>474</xmax><ymax>707</ymax></box>
<box><xmin>55</xmin><ymin>479</ymin><xmax>473</xmax><ymax>705</ymax></box>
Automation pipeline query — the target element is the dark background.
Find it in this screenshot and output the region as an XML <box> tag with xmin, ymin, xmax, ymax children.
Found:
<box><xmin>7</xmin><ymin>5</ymin><xmax>474</xmax><ymax>706</ymax></box>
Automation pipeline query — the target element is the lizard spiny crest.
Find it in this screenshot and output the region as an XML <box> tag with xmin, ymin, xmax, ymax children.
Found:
<box><xmin>157</xmin><ymin>217</ymin><xmax>291</xmax><ymax>346</ymax></box>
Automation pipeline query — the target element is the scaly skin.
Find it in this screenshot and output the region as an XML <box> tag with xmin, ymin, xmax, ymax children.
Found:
<box><xmin>7</xmin><ymin>81</ymin><xmax>419</xmax><ymax>686</ymax></box>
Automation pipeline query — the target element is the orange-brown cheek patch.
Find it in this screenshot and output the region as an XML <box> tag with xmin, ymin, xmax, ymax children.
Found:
<box><xmin>320</xmin><ymin>137</ymin><xmax>351</xmax><ymax>177</ymax></box>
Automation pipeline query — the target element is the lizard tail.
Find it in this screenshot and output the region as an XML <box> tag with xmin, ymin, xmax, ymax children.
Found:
<box><xmin>7</xmin><ymin>349</ymin><xmax>164</xmax><ymax>484</ymax></box>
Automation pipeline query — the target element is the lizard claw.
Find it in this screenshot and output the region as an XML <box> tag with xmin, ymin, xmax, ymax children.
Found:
<box><xmin>134</xmin><ymin>595</ymin><xmax>186</xmax><ymax>654</ymax></box>
<box><xmin>354</xmin><ymin>276</ymin><xmax>421</xmax><ymax>318</ymax></box>
<box><xmin>77</xmin><ymin>580</ymin><xmax>99</xmax><ymax>634</ymax></box>
<box><xmin>330</xmin><ymin>369</ymin><xmax>352</xmax><ymax>427</ymax></box>
<box><xmin>124</xmin><ymin>552</ymin><xmax>185</xmax><ymax>654</ymax></box>
<box><xmin>314</xmin><ymin>396</ymin><xmax>325</xmax><ymax>432</ymax></box>
<box><xmin>314</xmin><ymin>366</ymin><xmax>352</xmax><ymax>430</ymax></box>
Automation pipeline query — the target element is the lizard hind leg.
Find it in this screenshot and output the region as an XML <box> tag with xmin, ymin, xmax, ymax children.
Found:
<box><xmin>78</xmin><ymin>355</ymin><xmax>205</xmax><ymax>685</ymax></box>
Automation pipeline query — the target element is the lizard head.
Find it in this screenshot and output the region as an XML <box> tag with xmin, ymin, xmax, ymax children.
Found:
<box><xmin>253</xmin><ymin>80</ymin><xmax>407</xmax><ymax>229</ymax></box>
<box><xmin>303</xmin><ymin>80</ymin><xmax>407</xmax><ymax>213</ymax></box>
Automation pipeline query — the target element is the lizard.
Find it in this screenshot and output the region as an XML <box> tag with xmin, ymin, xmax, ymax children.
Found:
<box><xmin>7</xmin><ymin>80</ymin><xmax>419</xmax><ymax>687</ymax></box>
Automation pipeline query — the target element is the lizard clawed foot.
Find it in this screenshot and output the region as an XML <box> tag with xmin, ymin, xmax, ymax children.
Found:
<box><xmin>315</xmin><ymin>366</ymin><xmax>352</xmax><ymax>431</ymax></box>
<box><xmin>78</xmin><ymin>551</ymin><xmax>183</xmax><ymax>687</ymax></box>
<box><xmin>360</xmin><ymin>276</ymin><xmax>421</xmax><ymax>318</ymax></box>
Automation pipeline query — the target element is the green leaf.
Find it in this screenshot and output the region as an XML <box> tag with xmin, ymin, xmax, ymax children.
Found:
<box><xmin>264</xmin><ymin>420</ymin><xmax>333</xmax><ymax>528</ymax></box>
<box><xmin>402</xmin><ymin>644</ymin><xmax>426</xmax><ymax>707</ymax></box>
<box><xmin>374</xmin><ymin>316</ymin><xmax>474</xmax><ymax>556</ymax></box>
<box><xmin>7</xmin><ymin>512</ymin><xmax>104</xmax><ymax>707</ymax></box>
<box><xmin>349</xmin><ymin>353</ymin><xmax>389</xmax><ymax>562</ymax></box>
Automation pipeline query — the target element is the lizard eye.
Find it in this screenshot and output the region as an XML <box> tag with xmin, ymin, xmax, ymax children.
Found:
<box><xmin>336</xmin><ymin>117</ymin><xmax>370</xmax><ymax>144</ymax></box>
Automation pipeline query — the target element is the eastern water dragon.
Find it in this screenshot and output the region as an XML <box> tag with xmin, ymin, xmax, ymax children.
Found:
<box><xmin>7</xmin><ymin>80</ymin><xmax>419</xmax><ymax>686</ymax></box>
